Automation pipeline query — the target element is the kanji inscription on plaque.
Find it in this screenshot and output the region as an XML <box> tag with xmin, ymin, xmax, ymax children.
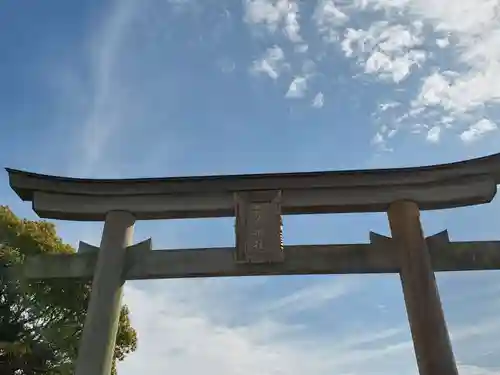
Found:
<box><xmin>235</xmin><ymin>190</ymin><xmax>284</xmax><ymax>263</ymax></box>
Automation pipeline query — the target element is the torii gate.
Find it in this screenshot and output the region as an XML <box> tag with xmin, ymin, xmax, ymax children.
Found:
<box><xmin>6</xmin><ymin>152</ymin><xmax>500</xmax><ymax>375</ymax></box>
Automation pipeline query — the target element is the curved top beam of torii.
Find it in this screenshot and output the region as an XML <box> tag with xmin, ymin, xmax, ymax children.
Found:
<box><xmin>5</xmin><ymin>152</ymin><xmax>500</xmax><ymax>221</ymax></box>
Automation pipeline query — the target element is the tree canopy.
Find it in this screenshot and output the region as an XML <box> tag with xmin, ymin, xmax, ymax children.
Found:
<box><xmin>0</xmin><ymin>206</ymin><xmax>137</xmax><ymax>374</ymax></box>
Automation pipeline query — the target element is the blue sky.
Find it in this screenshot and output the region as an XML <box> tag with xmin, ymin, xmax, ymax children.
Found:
<box><xmin>2</xmin><ymin>0</ymin><xmax>500</xmax><ymax>373</ymax></box>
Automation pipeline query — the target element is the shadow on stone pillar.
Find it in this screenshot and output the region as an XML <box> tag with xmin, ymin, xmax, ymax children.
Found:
<box><xmin>388</xmin><ymin>200</ymin><xmax>458</xmax><ymax>375</ymax></box>
<box><xmin>75</xmin><ymin>211</ymin><xmax>135</xmax><ymax>375</ymax></box>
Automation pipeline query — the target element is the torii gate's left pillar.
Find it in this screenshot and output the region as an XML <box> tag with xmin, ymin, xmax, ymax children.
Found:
<box><xmin>75</xmin><ymin>211</ymin><xmax>135</xmax><ymax>375</ymax></box>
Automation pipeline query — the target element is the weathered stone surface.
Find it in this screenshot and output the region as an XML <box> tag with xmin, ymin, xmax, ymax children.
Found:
<box><xmin>75</xmin><ymin>211</ymin><xmax>135</xmax><ymax>375</ymax></box>
<box><xmin>6</xmin><ymin>152</ymin><xmax>500</xmax><ymax>220</ymax></box>
<box><xmin>19</xmin><ymin>238</ymin><xmax>500</xmax><ymax>280</ymax></box>
<box><xmin>388</xmin><ymin>201</ymin><xmax>458</xmax><ymax>375</ymax></box>
<box><xmin>235</xmin><ymin>190</ymin><xmax>284</xmax><ymax>263</ymax></box>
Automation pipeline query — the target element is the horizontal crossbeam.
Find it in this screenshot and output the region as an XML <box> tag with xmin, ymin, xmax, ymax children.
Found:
<box><xmin>18</xmin><ymin>237</ymin><xmax>500</xmax><ymax>280</ymax></box>
<box><xmin>6</xmin><ymin>152</ymin><xmax>500</xmax><ymax>220</ymax></box>
<box><xmin>29</xmin><ymin>176</ymin><xmax>497</xmax><ymax>220</ymax></box>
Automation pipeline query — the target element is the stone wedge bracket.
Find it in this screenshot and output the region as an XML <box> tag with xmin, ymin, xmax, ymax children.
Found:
<box><xmin>369</xmin><ymin>230</ymin><xmax>450</xmax><ymax>248</ymax></box>
<box><xmin>234</xmin><ymin>190</ymin><xmax>284</xmax><ymax>264</ymax></box>
<box><xmin>369</xmin><ymin>231</ymin><xmax>392</xmax><ymax>247</ymax></box>
<box><xmin>368</xmin><ymin>230</ymin><xmax>447</xmax><ymax>268</ymax></box>
<box><xmin>425</xmin><ymin>230</ymin><xmax>450</xmax><ymax>248</ymax></box>
<box><xmin>127</xmin><ymin>237</ymin><xmax>153</xmax><ymax>252</ymax></box>
<box><xmin>369</xmin><ymin>229</ymin><xmax>500</xmax><ymax>272</ymax></box>
<box><xmin>423</xmin><ymin>230</ymin><xmax>500</xmax><ymax>271</ymax></box>
<box><xmin>78</xmin><ymin>238</ymin><xmax>153</xmax><ymax>253</ymax></box>
<box><xmin>124</xmin><ymin>238</ymin><xmax>153</xmax><ymax>276</ymax></box>
<box><xmin>78</xmin><ymin>241</ymin><xmax>99</xmax><ymax>253</ymax></box>
<box><xmin>77</xmin><ymin>238</ymin><xmax>153</xmax><ymax>277</ymax></box>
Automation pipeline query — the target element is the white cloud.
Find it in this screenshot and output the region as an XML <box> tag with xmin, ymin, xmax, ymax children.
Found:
<box><xmin>371</xmin><ymin>130</ymin><xmax>394</xmax><ymax>152</ymax></box>
<box><xmin>314</xmin><ymin>0</ymin><xmax>349</xmax><ymax>42</ymax></box>
<box><xmin>294</xmin><ymin>43</ymin><xmax>308</xmax><ymax>53</ymax></box>
<box><xmin>301</xmin><ymin>59</ymin><xmax>316</xmax><ymax>75</ymax></box>
<box><xmin>312</xmin><ymin>92</ymin><xmax>325</xmax><ymax>108</ymax></box>
<box><xmin>70</xmin><ymin>0</ymin><xmax>138</xmax><ymax>177</ymax></box>
<box><xmin>324</xmin><ymin>0</ymin><xmax>500</xmax><ymax>146</ymax></box>
<box><xmin>116</xmin><ymin>282</ymin><xmax>370</xmax><ymax>375</ymax></box>
<box><xmin>118</xmin><ymin>284</ymin><xmax>310</xmax><ymax>375</ymax></box>
<box><xmin>285</xmin><ymin>76</ymin><xmax>308</xmax><ymax>98</ymax></box>
<box><xmin>118</xmin><ymin>281</ymin><xmax>412</xmax><ymax>375</ymax></box>
<box><xmin>460</xmin><ymin>118</ymin><xmax>498</xmax><ymax>143</ymax></box>
<box><xmin>387</xmin><ymin>128</ymin><xmax>398</xmax><ymax>138</ymax></box>
<box><xmin>379</xmin><ymin>101</ymin><xmax>400</xmax><ymax>111</ymax></box>
<box><xmin>261</xmin><ymin>277</ymin><xmax>358</xmax><ymax>315</ymax></box>
<box><xmin>366</xmin><ymin>0</ymin><xmax>500</xmax><ymax>125</ymax></box>
<box><xmin>244</xmin><ymin>0</ymin><xmax>302</xmax><ymax>42</ymax></box>
<box><xmin>118</xmin><ymin>280</ymin><xmax>500</xmax><ymax>375</ymax></box>
<box><xmin>436</xmin><ymin>37</ymin><xmax>450</xmax><ymax>48</ymax></box>
<box><xmin>414</xmin><ymin>66</ymin><xmax>500</xmax><ymax>117</ymax></box>
<box><xmin>366</xmin><ymin>49</ymin><xmax>425</xmax><ymax>83</ymax></box>
<box><xmin>458</xmin><ymin>365</ymin><xmax>500</xmax><ymax>375</ymax></box>
<box><xmin>251</xmin><ymin>45</ymin><xmax>288</xmax><ymax>79</ymax></box>
<box><xmin>242</xmin><ymin>0</ymin><xmax>500</xmax><ymax>146</ymax></box>
<box><xmin>377</xmin><ymin>23</ymin><xmax>424</xmax><ymax>52</ymax></box>
<box><xmin>451</xmin><ymin>314</ymin><xmax>500</xmax><ymax>342</ymax></box>
<box><xmin>283</xmin><ymin>2</ymin><xmax>301</xmax><ymax>42</ymax></box>
<box><xmin>426</xmin><ymin>125</ymin><xmax>441</xmax><ymax>143</ymax></box>
<box><xmin>416</xmin><ymin>72</ymin><xmax>450</xmax><ymax>107</ymax></box>
<box><xmin>372</xmin><ymin>131</ymin><xmax>384</xmax><ymax>145</ymax></box>
<box><xmin>341</xmin><ymin>28</ymin><xmax>364</xmax><ymax>57</ymax></box>
<box><xmin>341</xmin><ymin>22</ymin><xmax>426</xmax><ymax>83</ymax></box>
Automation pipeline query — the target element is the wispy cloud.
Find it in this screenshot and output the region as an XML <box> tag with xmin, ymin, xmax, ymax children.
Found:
<box><xmin>354</xmin><ymin>0</ymin><xmax>500</xmax><ymax>144</ymax></box>
<box><xmin>379</xmin><ymin>101</ymin><xmax>400</xmax><ymax>112</ymax></box>
<box><xmin>312</xmin><ymin>92</ymin><xmax>325</xmax><ymax>108</ymax></box>
<box><xmin>71</xmin><ymin>0</ymin><xmax>139</xmax><ymax>177</ymax></box>
<box><xmin>457</xmin><ymin>365</ymin><xmax>500</xmax><ymax>375</ymax></box>
<box><xmin>451</xmin><ymin>315</ymin><xmax>500</xmax><ymax>342</ymax></box>
<box><xmin>408</xmin><ymin>0</ymin><xmax>500</xmax><ymax>117</ymax></box>
<box><xmin>436</xmin><ymin>37</ymin><xmax>450</xmax><ymax>48</ymax></box>
<box><xmin>54</xmin><ymin>0</ymin><xmax>190</xmax><ymax>179</ymax></box>
<box><xmin>118</xmin><ymin>278</ymin><xmax>500</xmax><ymax>375</ymax></box>
<box><xmin>460</xmin><ymin>119</ymin><xmax>498</xmax><ymax>143</ymax></box>
<box><xmin>243</xmin><ymin>0</ymin><xmax>500</xmax><ymax>147</ymax></box>
<box><xmin>244</xmin><ymin>0</ymin><xmax>302</xmax><ymax>43</ymax></box>
<box><xmin>118</xmin><ymin>281</ymin><xmax>407</xmax><ymax>375</ymax></box>
<box><xmin>251</xmin><ymin>45</ymin><xmax>288</xmax><ymax>80</ymax></box>
<box><xmin>260</xmin><ymin>277</ymin><xmax>359</xmax><ymax>315</ymax></box>
<box><xmin>426</xmin><ymin>125</ymin><xmax>441</xmax><ymax>143</ymax></box>
<box><xmin>314</xmin><ymin>0</ymin><xmax>349</xmax><ymax>42</ymax></box>
<box><xmin>342</xmin><ymin>21</ymin><xmax>426</xmax><ymax>83</ymax></box>
<box><xmin>285</xmin><ymin>76</ymin><xmax>308</xmax><ymax>98</ymax></box>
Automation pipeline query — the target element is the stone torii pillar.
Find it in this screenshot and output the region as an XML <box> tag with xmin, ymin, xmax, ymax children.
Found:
<box><xmin>388</xmin><ymin>201</ymin><xmax>458</xmax><ymax>375</ymax></box>
<box><xmin>74</xmin><ymin>211</ymin><xmax>135</xmax><ymax>375</ymax></box>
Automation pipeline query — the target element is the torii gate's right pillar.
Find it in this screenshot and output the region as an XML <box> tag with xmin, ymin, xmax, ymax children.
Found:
<box><xmin>388</xmin><ymin>201</ymin><xmax>458</xmax><ymax>375</ymax></box>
